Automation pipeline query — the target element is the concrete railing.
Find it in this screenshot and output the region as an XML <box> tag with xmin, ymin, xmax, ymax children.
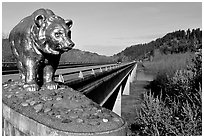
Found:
<box><xmin>2</xmin><ymin>85</ymin><xmax>128</xmax><ymax>136</ymax></box>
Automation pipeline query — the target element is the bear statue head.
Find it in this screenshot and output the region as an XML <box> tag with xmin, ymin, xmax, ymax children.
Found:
<box><xmin>32</xmin><ymin>9</ymin><xmax>75</xmax><ymax>55</ymax></box>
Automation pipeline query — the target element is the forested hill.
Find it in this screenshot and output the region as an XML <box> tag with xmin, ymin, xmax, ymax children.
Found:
<box><xmin>2</xmin><ymin>39</ymin><xmax>117</xmax><ymax>63</ymax></box>
<box><xmin>115</xmin><ymin>28</ymin><xmax>202</xmax><ymax>61</ymax></box>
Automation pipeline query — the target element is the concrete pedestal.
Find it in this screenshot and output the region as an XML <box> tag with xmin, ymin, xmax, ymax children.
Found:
<box><xmin>2</xmin><ymin>80</ymin><xmax>127</xmax><ymax>136</ymax></box>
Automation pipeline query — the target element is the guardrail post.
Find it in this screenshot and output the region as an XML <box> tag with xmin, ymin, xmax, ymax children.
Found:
<box><xmin>58</xmin><ymin>74</ymin><xmax>64</xmax><ymax>83</ymax></box>
<box><xmin>105</xmin><ymin>67</ymin><xmax>108</xmax><ymax>71</ymax></box>
<box><xmin>78</xmin><ymin>71</ymin><xmax>84</xmax><ymax>78</ymax></box>
<box><xmin>112</xmin><ymin>86</ymin><xmax>122</xmax><ymax>116</ymax></box>
<box><xmin>91</xmin><ymin>69</ymin><xmax>95</xmax><ymax>75</ymax></box>
<box><xmin>99</xmin><ymin>68</ymin><xmax>103</xmax><ymax>72</ymax></box>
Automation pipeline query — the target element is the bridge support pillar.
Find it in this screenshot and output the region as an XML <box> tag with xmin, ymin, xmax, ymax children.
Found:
<box><xmin>123</xmin><ymin>75</ymin><xmax>130</xmax><ymax>95</ymax></box>
<box><xmin>112</xmin><ymin>86</ymin><xmax>122</xmax><ymax>116</ymax></box>
<box><xmin>130</xmin><ymin>64</ymin><xmax>137</xmax><ymax>83</ymax></box>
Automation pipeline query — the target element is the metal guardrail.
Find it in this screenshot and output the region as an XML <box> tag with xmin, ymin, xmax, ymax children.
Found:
<box><xmin>55</xmin><ymin>64</ymin><xmax>121</xmax><ymax>78</ymax></box>
<box><xmin>2</xmin><ymin>62</ymin><xmax>95</xmax><ymax>67</ymax></box>
<box><xmin>64</xmin><ymin>63</ymin><xmax>129</xmax><ymax>92</ymax></box>
<box><xmin>2</xmin><ymin>62</ymin><xmax>114</xmax><ymax>75</ymax></box>
<box><xmin>2</xmin><ymin>62</ymin><xmax>113</xmax><ymax>68</ymax></box>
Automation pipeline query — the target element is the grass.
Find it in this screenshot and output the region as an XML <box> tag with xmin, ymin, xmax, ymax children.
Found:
<box><xmin>143</xmin><ymin>51</ymin><xmax>195</xmax><ymax>77</ymax></box>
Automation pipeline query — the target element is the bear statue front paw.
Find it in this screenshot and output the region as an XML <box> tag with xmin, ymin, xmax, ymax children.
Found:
<box><xmin>23</xmin><ymin>83</ymin><xmax>39</xmax><ymax>91</ymax></box>
<box><xmin>43</xmin><ymin>82</ymin><xmax>58</xmax><ymax>90</ymax></box>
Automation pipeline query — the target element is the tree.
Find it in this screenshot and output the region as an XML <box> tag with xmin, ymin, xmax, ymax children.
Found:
<box><xmin>2</xmin><ymin>32</ymin><xmax>8</xmax><ymax>39</ymax></box>
<box><xmin>186</xmin><ymin>29</ymin><xmax>191</xmax><ymax>39</ymax></box>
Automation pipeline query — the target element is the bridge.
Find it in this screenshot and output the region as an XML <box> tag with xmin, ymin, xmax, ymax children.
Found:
<box><xmin>2</xmin><ymin>61</ymin><xmax>138</xmax><ymax>136</ymax></box>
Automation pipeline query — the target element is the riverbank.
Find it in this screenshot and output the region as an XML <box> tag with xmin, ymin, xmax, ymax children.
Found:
<box><xmin>121</xmin><ymin>62</ymin><xmax>154</xmax><ymax>135</ymax></box>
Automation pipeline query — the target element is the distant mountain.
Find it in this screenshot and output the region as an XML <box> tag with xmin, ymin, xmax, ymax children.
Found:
<box><xmin>60</xmin><ymin>49</ymin><xmax>117</xmax><ymax>63</ymax></box>
<box><xmin>114</xmin><ymin>28</ymin><xmax>202</xmax><ymax>61</ymax></box>
<box><xmin>2</xmin><ymin>39</ymin><xmax>117</xmax><ymax>63</ymax></box>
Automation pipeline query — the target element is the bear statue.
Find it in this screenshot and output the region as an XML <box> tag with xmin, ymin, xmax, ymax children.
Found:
<box><xmin>9</xmin><ymin>8</ymin><xmax>75</xmax><ymax>91</ymax></box>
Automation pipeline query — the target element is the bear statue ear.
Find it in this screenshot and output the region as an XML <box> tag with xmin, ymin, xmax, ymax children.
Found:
<box><xmin>65</xmin><ymin>19</ymin><xmax>73</xmax><ymax>29</ymax></box>
<box><xmin>34</xmin><ymin>14</ymin><xmax>46</xmax><ymax>28</ymax></box>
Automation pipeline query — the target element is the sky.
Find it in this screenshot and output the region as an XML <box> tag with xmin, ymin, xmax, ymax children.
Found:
<box><xmin>2</xmin><ymin>2</ymin><xmax>202</xmax><ymax>56</ymax></box>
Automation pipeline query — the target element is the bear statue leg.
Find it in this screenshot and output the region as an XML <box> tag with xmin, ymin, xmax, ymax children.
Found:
<box><xmin>23</xmin><ymin>59</ymin><xmax>40</xmax><ymax>91</ymax></box>
<box><xmin>42</xmin><ymin>65</ymin><xmax>58</xmax><ymax>90</ymax></box>
<box><xmin>17</xmin><ymin>61</ymin><xmax>25</xmax><ymax>82</ymax></box>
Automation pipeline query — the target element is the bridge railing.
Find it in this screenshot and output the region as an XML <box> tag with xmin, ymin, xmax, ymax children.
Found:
<box><xmin>54</xmin><ymin>63</ymin><xmax>125</xmax><ymax>82</ymax></box>
<box><xmin>2</xmin><ymin>62</ymin><xmax>116</xmax><ymax>75</ymax></box>
<box><xmin>2</xmin><ymin>62</ymin><xmax>114</xmax><ymax>69</ymax></box>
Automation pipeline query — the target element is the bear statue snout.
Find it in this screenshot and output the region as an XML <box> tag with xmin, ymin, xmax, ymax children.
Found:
<box><xmin>65</xmin><ymin>42</ymin><xmax>75</xmax><ymax>51</ymax></box>
<box><xmin>69</xmin><ymin>42</ymin><xmax>75</xmax><ymax>48</ymax></box>
<box><xmin>58</xmin><ymin>41</ymin><xmax>75</xmax><ymax>52</ymax></box>
<box><xmin>64</xmin><ymin>38</ymin><xmax>75</xmax><ymax>50</ymax></box>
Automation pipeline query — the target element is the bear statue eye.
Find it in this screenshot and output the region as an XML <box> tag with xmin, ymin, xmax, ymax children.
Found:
<box><xmin>55</xmin><ymin>32</ymin><xmax>61</xmax><ymax>38</ymax></box>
